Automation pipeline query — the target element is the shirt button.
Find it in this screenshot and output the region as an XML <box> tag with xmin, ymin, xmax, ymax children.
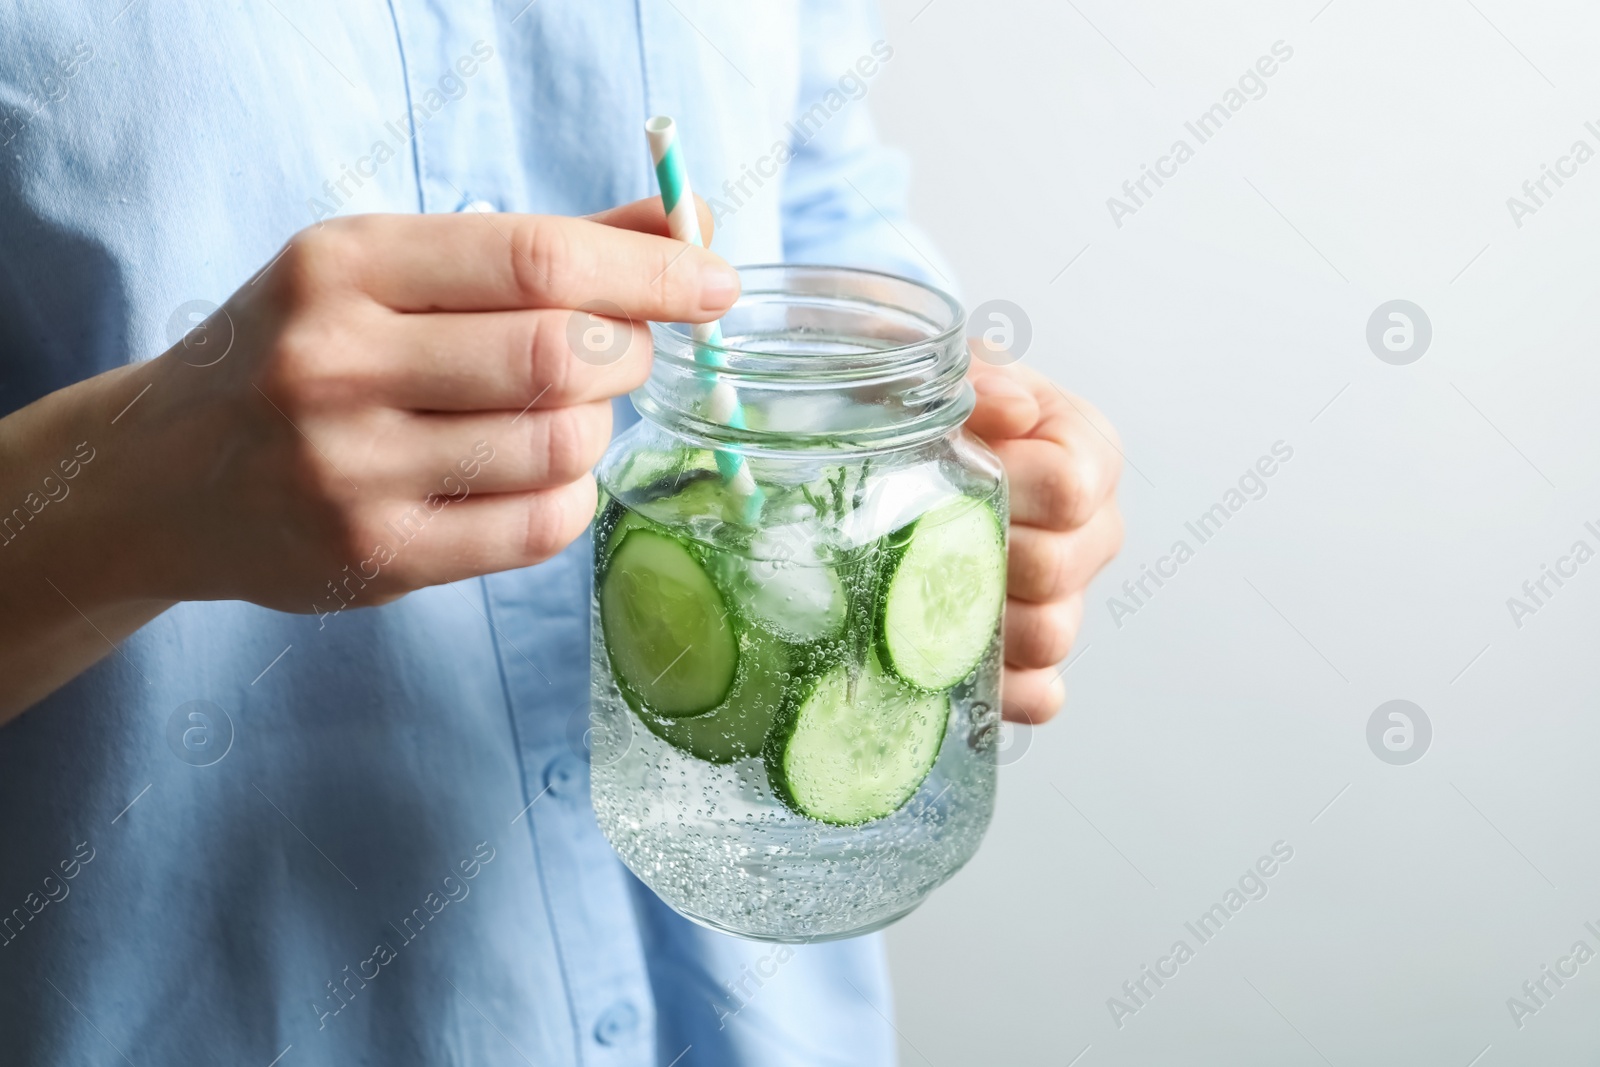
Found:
<box><xmin>593</xmin><ymin>1000</ymin><xmax>639</xmax><ymax>1046</ymax></box>
<box><xmin>543</xmin><ymin>753</ymin><xmax>585</xmax><ymax>799</ymax></box>
<box><xmin>458</xmin><ymin>198</ymin><xmax>497</xmax><ymax>214</ymax></box>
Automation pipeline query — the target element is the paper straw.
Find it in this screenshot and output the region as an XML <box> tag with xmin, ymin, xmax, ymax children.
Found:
<box><xmin>644</xmin><ymin>115</ymin><xmax>763</xmax><ymax>515</ymax></box>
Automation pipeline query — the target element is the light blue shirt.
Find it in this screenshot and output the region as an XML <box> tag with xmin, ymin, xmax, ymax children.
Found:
<box><xmin>0</xmin><ymin>2</ymin><xmax>951</xmax><ymax>1064</ymax></box>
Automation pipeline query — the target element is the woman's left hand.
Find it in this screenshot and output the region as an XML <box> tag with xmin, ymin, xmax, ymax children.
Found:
<box><xmin>965</xmin><ymin>351</ymin><xmax>1125</xmax><ymax>723</ymax></box>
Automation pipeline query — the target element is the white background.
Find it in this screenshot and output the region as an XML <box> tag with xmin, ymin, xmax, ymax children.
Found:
<box><xmin>871</xmin><ymin>1</ymin><xmax>1600</xmax><ymax>1064</ymax></box>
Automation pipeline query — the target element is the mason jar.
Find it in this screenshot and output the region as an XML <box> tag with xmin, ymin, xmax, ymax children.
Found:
<box><xmin>589</xmin><ymin>264</ymin><xmax>1006</xmax><ymax>942</ymax></box>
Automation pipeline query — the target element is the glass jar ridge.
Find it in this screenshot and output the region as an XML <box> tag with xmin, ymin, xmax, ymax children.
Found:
<box><xmin>633</xmin><ymin>264</ymin><xmax>973</xmax><ymax>457</ymax></box>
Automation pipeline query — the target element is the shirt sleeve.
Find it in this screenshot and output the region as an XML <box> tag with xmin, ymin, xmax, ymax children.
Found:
<box><xmin>778</xmin><ymin>0</ymin><xmax>958</xmax><ymax>295</ymax></box>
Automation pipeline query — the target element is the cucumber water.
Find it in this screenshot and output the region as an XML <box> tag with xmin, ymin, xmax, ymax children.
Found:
<box><xmin>590</xmin><ymin>454</ymin><xmax>1006</xmax><ymax>941</ymax></box>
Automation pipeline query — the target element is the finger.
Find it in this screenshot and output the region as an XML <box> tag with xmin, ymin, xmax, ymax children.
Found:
<box><xmin>300</xmin><ymin>212</ymin><xmax>739</xmax><ymax>320</ymax></box>
<box><xmin>991</xmin><ymin>437</ymin><xmax>1115</xmax><ymax>531</ymax></box>
<box><xmin>357</xmin><ymin>403</ymin><xmax>612</xmax><ymax>496</ymax></box>
<box><xmin>988</xmin><ymin>362</ymin><xmax>1113</xmax><ymax>448</ymax></box>
<box><xmin>1029</xmin><ymin>382</ymin><xmax>1124</xmax><ymax>504</ymax></box>
<box><xmin>973</xmin><ymin>364</ymin><xmax>1122</xmax><ymax>523</ymax></box>
<box><xmin>587</xmin><ymin>194</ymin><xmax>716</xmax><ymax>248</ymax></box>
<box><xmin>1001</xmin><ymin>666</ymin><xmax>1067</xmax><ymax>724</ymax></box>
<box><xmin>1004</xmin><ymin>592</ymin><xmax>1084</xmax><ymax>669</ymax></box>
<box><xmin>367</xmin><ymin>308</ymin><xmax>650</xmax><ymax>412</ymax></box>
<box><xmin>1007</xmin><ymin>505</ymin><xmax>1124</xmax><ymax>604</ymax></box>
<box><xmin>965</xmin><ymin>359</ymin><xmax>1041</xmax><ymax>440</ymax></box>
<box><xmin>378</xmin><ymin>476</ymin><xmax>599</xmax><ymax>589</ymax></box>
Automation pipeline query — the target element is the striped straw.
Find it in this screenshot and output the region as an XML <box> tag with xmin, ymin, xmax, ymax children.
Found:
<box><xmin>644</xmin><ymin>115</ymin><xmax>763</xmax><ymax>517</ymax></box>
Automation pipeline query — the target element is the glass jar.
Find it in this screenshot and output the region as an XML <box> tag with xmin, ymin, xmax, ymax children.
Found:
<box><xmin>589</xmin><ymin>265</ymin><xmax>1006</xmax><ymax>942</ymax></box>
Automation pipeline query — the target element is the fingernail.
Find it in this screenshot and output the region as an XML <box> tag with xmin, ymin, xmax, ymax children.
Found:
<box><xmin>973</xmin><ymin>374</ymin><xmax>1030</xmax><ymax>400</ymax></box>
<box><xmin>699</xmin><ymin>263</ymin><xmax>740</xmax><ymax>312</ymax></box>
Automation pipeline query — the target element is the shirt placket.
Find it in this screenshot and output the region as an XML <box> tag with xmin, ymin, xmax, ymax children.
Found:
<box><xmin>482</xmin><ymin>545</ymin><xmax>657</xmax><ymax>1066</ymax></box>
<box><xmin>388</xmin><ymin>0</ymin><xmax>658</xmax><ymax>1060</ymax></box>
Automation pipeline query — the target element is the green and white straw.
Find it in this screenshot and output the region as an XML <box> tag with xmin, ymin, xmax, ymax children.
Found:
<box><xmin>645</xmin><ymin>115</ymin><xmax>763</xmax><ymax>515</ymax></box>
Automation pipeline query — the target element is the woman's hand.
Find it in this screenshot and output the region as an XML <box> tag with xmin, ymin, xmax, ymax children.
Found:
<box><xmin>0</xmin><ymin>198</ymin><xmax>732</xmax><ymax>718</ymax></box>
<box><xmin>965</xmin><ymin>354</ymin><xmax>1125</xmax><ymax>723</ymax></box>
<box><xmin>117</xmin><ymin>203</ymin><xmax>735</xmax><ymax>610</ymax></box>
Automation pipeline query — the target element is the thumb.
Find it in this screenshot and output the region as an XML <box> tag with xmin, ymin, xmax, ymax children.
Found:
<box><xmin>965</xmin><ymin>359</ymin><xmax>1040</xmax><ymax>440</ymax></box>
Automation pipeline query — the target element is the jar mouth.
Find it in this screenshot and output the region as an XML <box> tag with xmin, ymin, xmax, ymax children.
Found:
<box><xmin>637</xmin><ymin>264</ymin><xmax>972</xmax><ymax>455</ymax></box>
<box><xmin>653</xmin><ymin>263</ymin><xmax>965</xmax><ymax>378</ymax></box>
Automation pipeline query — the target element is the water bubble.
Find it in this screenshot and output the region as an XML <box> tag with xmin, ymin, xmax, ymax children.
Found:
<box><xmin>566</xmin><ymin>700</ymin><xmax>631</xmax><ymax>766</ymax></box>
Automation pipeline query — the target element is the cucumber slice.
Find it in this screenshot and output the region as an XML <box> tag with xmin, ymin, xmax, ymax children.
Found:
<box><xmin>614</xmin><ymin>446</ymin><xmax>718</xmax><ymax>497</ymax></box>
<box><xmin>595</xmin><ymin>499</ymin><xmax>652</xmax><ymax>567</ymax></box>
<box><xmin>634</xmin><ymin>626</ymin><xmax>789</xmax><ymax>763</ymax></box>
<box><xmin>876</xmin><ymin>497</ymin><xmax>1006</xmax><ymax>690</ymax></box>
<box><xmin>766</xmin><ymin>656</ymin><xmax>949</xmax><ymax>825</ymax></box>
<box><xmin>597</xmin><ymin>473</ymin><xmax>739</xmax><ymax>570</ymax></box>
<box><xmin>640</xmin><ymin>471</ymin><xmax>745</xmax><ymax>527</ymax></box>
<box><xmin>599</xmin><ymin>528</ymin><xmax>737</xmax><ymax>717</ymax></box>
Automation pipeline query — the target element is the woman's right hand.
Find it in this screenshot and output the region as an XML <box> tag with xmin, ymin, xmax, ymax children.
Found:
<box><xmin>0</xmin><ymin>198</ymin><xmax>732</xmax><ymax>715</ymax></box>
